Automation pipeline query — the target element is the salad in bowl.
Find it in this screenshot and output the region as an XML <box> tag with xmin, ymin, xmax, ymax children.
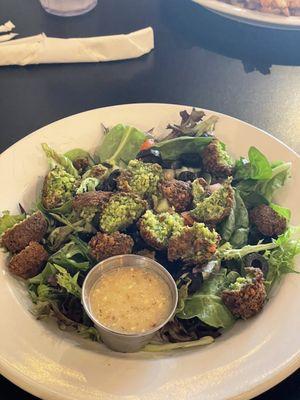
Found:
<box><xmin>1</xmin><ymin>108</ymin><xmax>299</xmax><ymax>352</ymax></box>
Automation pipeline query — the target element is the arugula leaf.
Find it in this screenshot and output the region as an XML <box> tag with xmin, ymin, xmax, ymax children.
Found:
<box><xmin>29</xmin><ymin>262</ymin><xmax>57</xmax><ymax>285</ymax></box>
<box><xmin>96</xmin><ymin>124</ymin><xmax>147</xmax><ymax>166</ymax></box>
<box><xmin>270</xmin><ymin>203</ymin><xmax>291</xmax><ymax>221</ymax></box>
<box><xmin>0</xmin><ymin>210</ymin><xmax>25</xmax><ymax>235</ymax></box>
<box><xmin>42</xmin><ymin>143</ymin><xmax>79</xmax><ymax>177</ymax></box>
<box><xmin>154</xmin><ymin>136</ymin><xmax>213</xmax><ymax>161</ymax></box>
<box><xmin>47</xmin><ymin>226</ymin><xmax>74</xmax><ymax>252</ymax></box>
<box><xmin>53</xmin><ymin>264</ymin><xmax>82</xmax><ymax>298</ymax></box>
<box><xmin>50</xmin><ymin>240</ymin><xmax>91</xmax><ymax>272</ymax></box>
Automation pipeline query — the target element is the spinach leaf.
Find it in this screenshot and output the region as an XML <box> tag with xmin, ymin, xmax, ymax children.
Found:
<box><xmin>0</xmin><ymin>210</ymin><xmax>25</xmax><ymax>235</ymax></box>
<box><xmin>42</xmin><ymin>143</ymin><xmax>79</xmax><ymax>178</ymax></box>
<box><xmin>248</xmin><ymin>147</ymin><xmax>272</xmax><ymax>179</ymax></box>
<box><xmin>177</xmin><ymin>294</ymin><xmax>235</xmax><ymax>329</ymax></box>
<box><xmin>96</xmin><ymin>124</ymin><xmax>147</xmax><ymax>166</ymax></box>
<box><xmin>200</xmin><ymin>269</ymin><xmax>228</xmax><ymax>295</ymax></box>
<box><xmin>235</xmin><ymin>146</ymin><xmax>272</xmax><ymax>180</ymax></box>
<box><xmin>176</xmin><ymin>270</ymin><xmax>235</xmax><ymax>329</ymax></box>
<box><xmin>257</xmin><ymin>162</ymin><xmax>291</xmax><ymax>201</ymax></box>
<box><xmin>235</xmin><ymin>161</ymin><xmax>291</xmax><ymax>207</ymax></box>
<box><xmin>154</xmin><ymin>136</ymin><xmax>213</xmax><ymax>161</ymax></box>
<box><xmin>270</xmin><ymin>203</ymin><xmax>291</xmax><ymax>221</ymax></box>
<box><xmin>219</xmin><ymin>190</ymin><xmax>249</xmax><ymax>248</ymax></box>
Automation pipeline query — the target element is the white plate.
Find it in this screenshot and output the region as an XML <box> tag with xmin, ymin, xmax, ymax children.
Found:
<box><xmin>0</xmin><ymin>103</ymin><xmax>299</xmax><ymax>400</ymax></box>
<box><xmin>193</xmin><ymin>0</ymin><xmax>300</xmax><ymax>29</ymax></box>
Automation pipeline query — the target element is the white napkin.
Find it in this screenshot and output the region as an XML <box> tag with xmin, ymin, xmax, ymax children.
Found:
<box><xmin>0</xmin><ymin>33</ymin><xmax>18</xmax><ymax>43</ymax></box>
<box><xmin>0</xmin><ymin>20</ymin><xmax>15</xmax><ymax>33</ymax></box>
<box><xmin>0</xmin><ymin>27</ymin><xmax>154</xmax><ymax>66</ymax></box>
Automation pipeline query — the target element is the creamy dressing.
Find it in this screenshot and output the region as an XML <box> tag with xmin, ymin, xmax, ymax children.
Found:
<box><xmin>90</xmin><ymin>267</ymin><xmax>172</xmax><ymax>334</ymax></box>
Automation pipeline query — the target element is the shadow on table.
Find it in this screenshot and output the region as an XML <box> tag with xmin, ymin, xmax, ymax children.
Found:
<box><xmin>161</xmin><ymin>0</ymin><xmax>300</xmax><ymax>74</ymax></box>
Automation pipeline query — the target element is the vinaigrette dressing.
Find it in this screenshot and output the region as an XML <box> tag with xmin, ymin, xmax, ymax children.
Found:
<box><xmin>90</xmin><ymin>267</ymin><xmax>172</xmax><ymax>334</ymax></box>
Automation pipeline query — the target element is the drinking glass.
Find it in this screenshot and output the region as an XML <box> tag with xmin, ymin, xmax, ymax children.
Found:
<box><xmin>39</xmin><ymin>0</ymin><xmax>98</xmax><ymax>16</ymax></box>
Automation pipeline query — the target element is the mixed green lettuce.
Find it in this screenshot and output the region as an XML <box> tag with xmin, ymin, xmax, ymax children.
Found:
<box><xmin>1</xmin><ymin>110</ymin><xmax>299</xmax><ymax>352</ymax></box>
<box><xmin>0</xmin><ymin>210</ymin><xmax>25</xmax><ymax>235</ymax></box>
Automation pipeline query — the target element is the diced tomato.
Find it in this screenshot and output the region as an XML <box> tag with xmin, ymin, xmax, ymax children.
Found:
<box><xmin>140</xmin><ymin>139</ymin><xmax>155</xmax><ymax>151</ymax></box>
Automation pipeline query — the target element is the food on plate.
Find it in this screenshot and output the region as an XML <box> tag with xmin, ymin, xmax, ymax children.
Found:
<box><xmin>190</xmin><ymin>179</ymin><xmax>234</xmax><ymax>225</ymax></box>
<box><xmin>73</xmin><ymin>190</ymin><xmax>113</xmax><ymax>221</ymax></box>
<box><xmin>8</xmin><ymin>241</ymin><xmax>49</xmax><ymax>278</ymax></box>
<box><xmin>89</xmin><ymin>267</ymin><xmax>173</xmax><ymax>333</ymax></box>
<box><xmin>201</xmin><ymin>139</ymin><xmax>234</xmax><ymax>177</ymax></box>
<box><xmin>168</xmin><ymin>223</ymin><xmax>220</xmax><ymax>265</ymax></box>
<box><xmin>89</xmin><ymin>232</ymin><xmax>134</xmax><ymax>262</ymax></box>
<box><xmin>249</xmin><ymin>204</ymin><xmax>287</xmax><ymax>237</ymax></box>
<box><xmin>221</xmin><ymin>267</ymin><xmax>266</xmax><ymax>319</ymax></box>
<box><xmin>218</xmin><ymin>0</ymin><xmax>300</xmax><ymax>16</ymax></box>
<box><xmin>139</xmin><ymin>210</ymin><xmax>184</xmax><ymax>250</ymax></box>
<box><xmin>1</xmin><ymin>108</ymin><xmax>299</xmax><ymax>352</ymax></box>
<box><xmin>1</xmin><ymin>211</ymin><xmax>48</xmax><ymax>253</ymax></box>
<box><xmin>160</xmin><ymin>179</ymin><xmax>193</xmax><ymax>212</ymax></box>
<box><xmin>116</xmin><ymin>159</ymin><xmax>163</xmax><ymax>198</ymax></box>
<box><xmin>99</xmin><ymin>192</ymin><xmax>147</xmax><ymax>233</ymax></box>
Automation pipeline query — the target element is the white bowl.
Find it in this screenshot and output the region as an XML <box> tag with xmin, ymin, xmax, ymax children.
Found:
<box><xmin>0</xmin><ymin>103</ymin><xmax>299</xmax><ymax>400</ymax></box>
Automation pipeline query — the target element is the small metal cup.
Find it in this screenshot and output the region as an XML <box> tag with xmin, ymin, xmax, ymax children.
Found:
<box><xmin>82</xmin><ymin>254</ymin><xmax>178</xmax><ymax>353</ymax></box>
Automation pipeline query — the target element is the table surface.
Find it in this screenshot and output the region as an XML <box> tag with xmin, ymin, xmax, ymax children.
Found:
<box><xmin>0</xmin><ymin>0</ymin><xmax>299</xmax><ymax>399</ymax></box>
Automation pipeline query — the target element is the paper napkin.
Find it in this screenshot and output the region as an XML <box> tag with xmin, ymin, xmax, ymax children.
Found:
<box><xmin>0</xmin><ymin>27</ymin><xmax>154</xmax><ymax>66</ymax></box>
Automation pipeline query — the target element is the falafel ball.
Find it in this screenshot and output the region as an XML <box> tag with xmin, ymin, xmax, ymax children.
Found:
<box><xmin>201</xmin><ymin>139</ymin><xmax>234</xmax><ymax>177</ymax></box>
<box><xmin>139</xmin><ymin>210</ymin><xmax>184</xmax><ymax>250</ymax></box>
<box><xmin>89</xmin><ymin>232</ymin><xmax>134</xmax><ymax>262</ymax></box>
<box><xmin>249</xmin><ymin>204</ymin><xmax>287</xmax><ymax>237</ymax></box>
<box><xmin>42</xmin><ymin>166</ymin><xmax>78</xmax><ymax>209</ymax></box>
<box><xmin>8</xmin><ymin>241</ymin><xmax>49</xmax><ymax>278</ymax></box>
<box><xmin>160</xmin><ymin>180</ymin><xmax>193</xmax><ymax>212</ymax></box>
<box><xmin>190</xmin><ymin>180</ymin><xmax>234</xmax><ymax>225</ymax></box>
<box><xmin>72</xmin><ymin>191</ymin><xmax>113</xmax><ymax>213</ymax></box>
<box><xmin>117</xmin><ymin>160</ymin><xmax>163</xmax><ymax>198</ymax></box>
<box><xmin>168</xmin><ymin>222</ymin><xmax>220</xmax><ymax>265</ymax></box>
<box><xmin>221</xmin><ymin>267</ymin><xmax>266</xmax><ymax>319</ymax></box>
<box><xmin>99</xmin><ymin>192</ymin><xmax>147</xmax><ymax>234</ymax></box>
<box><xmin>1</xmin><ymin>211</ymin><xmax>48</xmax><ymax>253</ymax></box>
